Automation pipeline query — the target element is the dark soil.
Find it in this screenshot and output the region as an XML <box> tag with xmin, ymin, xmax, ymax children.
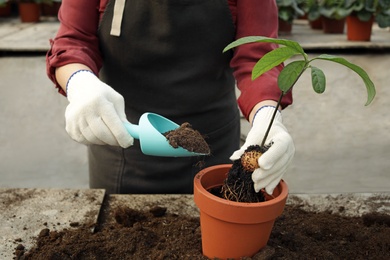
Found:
<box><xmin>163</xmin><ymin>122</ymin><xmax>210</xmax><ymax>154</ymax></box>
<box><xmin>14</xmin><ymin>204</ymin><xmax>389</xmax><ymax>260</ymax></box>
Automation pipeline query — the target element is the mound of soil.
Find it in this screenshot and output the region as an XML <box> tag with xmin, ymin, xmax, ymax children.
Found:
<box><xmin>164</xmin><ymin>122</ymin><xmax>210</xmax><ymax>154</ymax></box>
<box><xmin>14</xmin><ymin>204</ymin><xmax>389</xmax><ymax>259</ymax></box>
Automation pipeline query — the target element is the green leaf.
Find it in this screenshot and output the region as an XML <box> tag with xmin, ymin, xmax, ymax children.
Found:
<box><xmin>376</xmin><ymin>12</ymin><xmax>390</xmax><ymax>28</ymax></box>
<box><xmin>310</xmin><ymin>66</ymin><xmax>326</xmax><ymax>94</ymax></box>
<box><xmin>223</xmin><ymin>36</ymin><xmax>305</xmax><ymax>56</ymax></box>
<box><xmin>278</xmin><ymin>60</ymin><xmax>306</xmax><ymax>93</ymax></box>
<box><xmin>357</xmin><ymin>11</ymin><xmax>373</xmax><ymax>22</ymax></box>
<box><xmin>252</xmin><ymin>47</ymin><xmax>300</xmax><ymax>80</ymax></box>
<box><xmin>313</xmin><ymin>54</ymin><xmax>376</xmax><ymax>105</ymax></box>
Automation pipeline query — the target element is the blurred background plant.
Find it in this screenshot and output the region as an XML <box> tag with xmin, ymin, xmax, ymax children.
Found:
<box><xmin>345</xmin><ymin>0</ymin><xmax>390</xmax><ymax>27</ymax></box>
<box><xmin>318</xmin><ymin>0</ymin><xmax>351</xmax><ymax>19</ymax></box>
<box><xmin>277</xmin><ymin>0</ymin><xmax>306</xmax><ymax>24</ymax></box>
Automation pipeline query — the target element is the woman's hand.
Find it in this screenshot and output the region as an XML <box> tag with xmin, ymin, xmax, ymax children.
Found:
<box><xmin>64</xmin><ymin>70</ymin><xmax>133</xmax><ymax>148</ymax></box>
<box><xmin>230</xmin><ymin>105</ymin><xmax>295</xmax><ymax>194</ymax></box>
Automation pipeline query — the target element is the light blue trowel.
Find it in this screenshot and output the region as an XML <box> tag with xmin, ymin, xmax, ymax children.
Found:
<box><xmin>124</xmin><ymin>113</ymin><xmax>208</xmax><ymax>157</ymax></box>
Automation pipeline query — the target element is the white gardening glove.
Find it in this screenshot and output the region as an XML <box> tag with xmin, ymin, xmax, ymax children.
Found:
<box><xmin>230</xmin><ymin>106</ymin><xmax>295</xmax><ymax>194</ymax></box>
<box><xmin>65</xmin><ymin>70</ymin><xmax>133</xmax><ymax>148</ymax></box>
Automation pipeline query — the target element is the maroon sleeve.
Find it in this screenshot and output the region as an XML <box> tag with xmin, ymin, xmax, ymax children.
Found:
<box><xmin>229</xmin><ymin>0</ymin><xmax>293</xmax><ymax>119</ymax></box>
<box><xmin>46</xmin><ymin>0</ymin><xmax>105</xmax><ymax>96</ymax></box>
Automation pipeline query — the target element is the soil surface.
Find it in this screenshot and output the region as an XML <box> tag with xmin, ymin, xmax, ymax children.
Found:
<box><xmin>164</xmin><ymin>122</ymin><xmax>210</xmax><ymax>154</ymax></box>
<box><xmin>14</xmin><ymin>204</ymin><xmax>389</xmax><ymax>259</ymax></box>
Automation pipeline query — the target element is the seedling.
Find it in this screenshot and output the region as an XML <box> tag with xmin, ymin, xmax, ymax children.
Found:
<box><xmin>221</xmin><ymin>36</ymin><xmax>376</xmax><ymax>201</ymax></box>
<box><xmin>224</xmin><ymin>36</ymin><xmax>375</xmax><ymax>149</ymax></box>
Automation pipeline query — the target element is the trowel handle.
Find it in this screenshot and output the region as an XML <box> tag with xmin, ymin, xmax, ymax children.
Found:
<box><xmin>124</xmin><ymin>121</ymin><xmax>140</xmax><ymax>139</ymax></box>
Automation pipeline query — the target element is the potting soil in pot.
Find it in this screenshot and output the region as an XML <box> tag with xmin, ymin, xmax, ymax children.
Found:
<box><xmin>14</xmin><ymin>204</ymin><xmax>389</xmax><ymax>259</ymax></box>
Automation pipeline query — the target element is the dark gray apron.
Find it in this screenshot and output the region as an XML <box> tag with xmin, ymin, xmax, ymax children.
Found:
<box><xmin>89</xmin><ymin>0</ymin><xmax>240</xmax><ymax>194</ymax></box>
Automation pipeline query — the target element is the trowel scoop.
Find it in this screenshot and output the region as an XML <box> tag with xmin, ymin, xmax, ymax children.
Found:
<box><xmin>124</xmin><ymin>112</ymin><xmax>208</xmax><ymax>157</ymax></box>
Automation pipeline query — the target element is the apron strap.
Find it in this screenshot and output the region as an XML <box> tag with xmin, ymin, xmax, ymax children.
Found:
<box><xmin>110</xmin><ymin>0</ymin><xmax>126</xmax><ymax>36</ymax></box>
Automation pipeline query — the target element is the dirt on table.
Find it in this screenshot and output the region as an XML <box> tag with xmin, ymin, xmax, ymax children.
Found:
<box><xmin>14</xmin><ymin>203</ymin><xmax>389</xmax><ymax>260</ymax></box>
<box><xmin>164</xmin><ymin>122</ymin><xmax>210</xmax><ymax>154</ymax></box>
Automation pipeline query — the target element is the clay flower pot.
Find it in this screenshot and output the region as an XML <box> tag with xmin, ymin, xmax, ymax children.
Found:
<box><xmin>309</xmin><ymin>17</ymin><xmax>323</xmax><ymax>30</ymax></box>
<box><xmin>346</xmin><ymin>15</ymin><xmax>374</xmax><ymax>42</ymax></box>
<box><xmin>18</xmin><ymin>2</ymin><xmax>41</xmax><ymax>23</ymax></box>
<box><xmin>41</xmin><ymin>2</ymin><xmax>61</xmax><ymax>17</ymax></box>
<box><xmin>322</xmin><ymin>17</ymin><xmax>346</xmax><ymax>34</ymax></box>
<box><xmin>0</xmin><ymin>2</ymin><xmax>12</xmax><ymax>17</ymax></box>
<box><xmin>278</xmin><ymin>18</ymin><xmax>293</xmax><ymax>35</ymax></box>
<box><xmin>194</xmin><ymin>164</ymin><xmax>288</xmax><ymax>259</ymax></box>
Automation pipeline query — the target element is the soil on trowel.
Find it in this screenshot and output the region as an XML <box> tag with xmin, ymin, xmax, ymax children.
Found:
<box><xmin>14</xmin><ymin>204</ymin><xmax>389</xmax><ymax>259</ymax></box>
<box><xmin>163</xmin><ymin>122</ymin><xmax>210</xmax><ymax>154</ymax></box>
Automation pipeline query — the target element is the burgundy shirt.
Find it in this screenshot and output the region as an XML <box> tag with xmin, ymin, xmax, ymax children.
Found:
<box><xmin>46</xmin><ymin>0</ymin><xmax>292</xmax><ymax>119</ymax></box>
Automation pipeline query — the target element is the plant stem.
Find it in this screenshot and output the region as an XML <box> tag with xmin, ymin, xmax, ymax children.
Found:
<box><xmin>260</xmin><ymin>92</ymin><xmax>284</xmax><ymax>147</ymax></box>
<box><xmin>260</xmin><ymin>63</ymin><xmax>308</xmax><ymax>147</ymax></box>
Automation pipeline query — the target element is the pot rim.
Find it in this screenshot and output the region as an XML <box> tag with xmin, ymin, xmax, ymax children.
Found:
<box><xmin>194</xmin><ymin>164</ymin><xmax>288</xmax><ymax>224</ymax></box>
<box><xmin>194</xmin><ymin>164</ymin><xmax>288</xmax><ymax>207</ymax></box>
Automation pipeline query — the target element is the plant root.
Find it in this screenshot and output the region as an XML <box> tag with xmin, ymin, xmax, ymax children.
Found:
<box><xmin>221</xmin><ymin>145</ymin><xmax>271</xmax><ymax>203</ymax></box>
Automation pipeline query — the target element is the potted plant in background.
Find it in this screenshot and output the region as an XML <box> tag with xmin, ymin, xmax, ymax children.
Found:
<box><xmin>297</xmin><ymin>0</ymin><xmax>309</xmax><ymax>19</ymax></box>
<box><xmin>374</xmin><ymin>0</ymin><xmax>390</xmax><ymax>28</ymax></box>
<box><xmin>276</xmin><ymin>0</ymin><xmax>305</xmax><ymax>35</ymax></box>
<box><xmin>304</xmin><ymin>0</ymin><xmax>324</xmax><ymax>29</ymax></box>
<box><xmin>16</xmin><ymin>0</ymin><xmax>48</xmax><ymax>23</ymax></box>
<box><xmin>345</xmin><ymin>0</ymin><xmax>376</xmax><ymax>41</ymax></box>
<box><xmin>345</xmin><ymin>0</ymin><xmax>390</xmax><ymax>41</ymax></box>
<box><xmin>194</xmin><ymin>36</ymin><xmax>376</xmax><ymax>259</ymax></box>
<box><xmin>0</xmin><ymin>0</ymin><xmax>11</xmax><ymax>17</ymax></box>
<box><xmin>318</xmin><ymin>0</ymin><xmax>351</xmax><ymax>33</ymax></box>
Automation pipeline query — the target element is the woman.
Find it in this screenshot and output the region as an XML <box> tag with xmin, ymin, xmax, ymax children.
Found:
<box><xmin>46</xmin><ymin>0</ymin><xmax>294</xmax><ymax>194</ymax></box>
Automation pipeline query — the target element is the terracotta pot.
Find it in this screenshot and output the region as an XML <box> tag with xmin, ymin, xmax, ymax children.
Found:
<box><xmin>299</xmin><ymin>13</ymin><xmax>308</xmax><ymax>20</ymax></box>
<box><xmin>322</xmin><ymin>17</ymin><xmax>345</xmax><ymax>34</ymax></box>
<box><xmin>309</xmin><ymin>17</ymin><xmax>323</xmax><ymax>30</ymax></box>
<box><xmin>18</xmin><ymin>3</ymin><xmax>41</xmax><ymax>23</ymax></box>
<box><xmin>0</xmin><ymin>2</ymin><xmax>12</xmax><ymax>17</ymax></box>
<box><xmin>41</xmin><ymin>2</ymin><xmax>61</xmax><ymax>17</ymax></box>
<box><xmin>346</xmin><ymin>15</ymin><xmax>374</xmax><ymax>41</ymax></box>
<box><xmin>278</xmin><ymin>18</ymin><xmax>292</xmax><ymax>35</ymax></box>
<box><xmin>193</xmin><ymin>164</ymin><xmax>289</xmax><ymax>259</ymax></box>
